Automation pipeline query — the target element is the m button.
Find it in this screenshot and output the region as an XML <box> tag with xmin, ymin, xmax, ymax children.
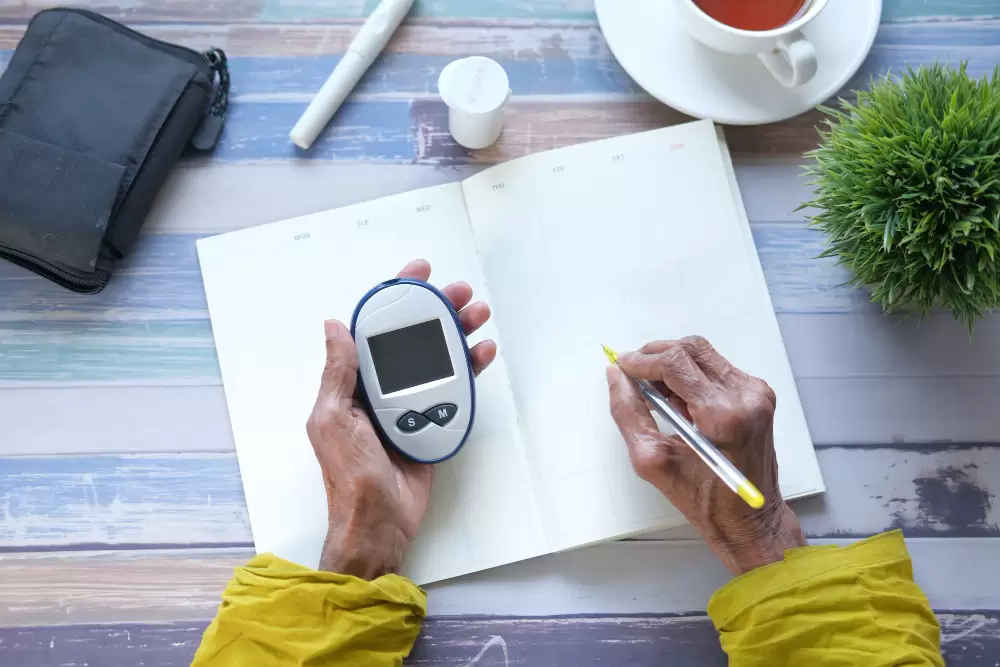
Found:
<box><xmin>424</xmin><ymin>403</ymin><xmax>457</xmax><ymax>426</ymax></box>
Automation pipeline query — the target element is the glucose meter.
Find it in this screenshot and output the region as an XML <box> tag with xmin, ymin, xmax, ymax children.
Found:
<box><xmin>351</xmin><ymin>278</ymin><xmax>476</xmax><ymax>463</ymax></box>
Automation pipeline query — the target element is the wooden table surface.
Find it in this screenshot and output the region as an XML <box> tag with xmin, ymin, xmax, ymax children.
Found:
<box><xmin>2</xmin><ymin>0</ymin><xmax>1000</xmax><ymax>664</ymax></box>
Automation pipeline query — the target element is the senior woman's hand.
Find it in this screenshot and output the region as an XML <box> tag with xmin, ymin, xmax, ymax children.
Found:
<box><xmin>606</xmin><ymin>336</ymin><xmax>805</xmax><ymax>574</ymax></box>
<box><xmin>307</xmin><ymin>260</ymin><xmax>496</xmax><ymax>579</ymax></box>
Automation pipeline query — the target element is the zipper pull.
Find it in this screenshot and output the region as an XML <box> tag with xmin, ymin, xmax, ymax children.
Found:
<box><xmin>191</xmin><ymin>47</ymin><xmax>230</xmax><ymax>152</ymax></box>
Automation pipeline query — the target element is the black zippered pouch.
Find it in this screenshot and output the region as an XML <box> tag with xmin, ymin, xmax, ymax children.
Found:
<box><xmin>0</xmin><ymin>8</ymin><xmax>229</xmax><ymax>293</ymax></box>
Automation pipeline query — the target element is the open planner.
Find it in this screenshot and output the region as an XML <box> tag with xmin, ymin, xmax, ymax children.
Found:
<box><xmin>198</xmin><ymin>119</ymin><xmax>824</xmax><ymax>585</ymax></box>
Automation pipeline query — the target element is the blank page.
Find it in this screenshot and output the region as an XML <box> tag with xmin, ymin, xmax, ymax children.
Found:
<box><xmin>197</xmin><ymin>183</ymin><xmax>545</xmax><ymax>584</ymax></box>
<box><xmin>462</xmin><ymin>120</ymin><xmax>823</xmax><ymax>552</ymax></box>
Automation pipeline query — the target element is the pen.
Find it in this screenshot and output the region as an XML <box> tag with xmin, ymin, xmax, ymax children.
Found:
<box><xmin>603</xmin><ymin>345</ymin><xmax>765</xmax><ymax>509</ymax></box>
<box><xmin>289</xmin><ymin>0</ymin><xmax>415</xmax><ymax>149</ymax></box>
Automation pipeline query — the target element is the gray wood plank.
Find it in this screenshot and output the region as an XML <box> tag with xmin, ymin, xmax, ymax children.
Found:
<box><xmin>781</xmin><ymin>314</ymin><xmax>1000</xmax><ymax>379</ymax></box>
<box><xmin>797</xmin><ymin>377</ymin><xmax>1000</xmax><ymax>444</ymax></box>
<box><xmin>6</xmin><ymin>374</ymin><xmax>1000</xmax><ymax>456</ymax></box>
<box><xmin>146</xmin><ymin>161</ymin><xmax>813</xmax><ymax>235</ymax></box>
<box><xmin>0</xmin><ymin>613</ymin><xmax>995</xmax><ymax>666</ymax></box>
<box><xmin>2</xmin><ymin>446</ymin><xmax>996</xmax><ymax>550</ymax></box>
<box><xmin>0</xmin><ymin>387</ymin><xmax>233</xmax><ymax>457</ymax></box>
<box><xmin>2</xmin><ymin>539</ymin><xmax>998</xmax><ymax>624</ymax></box>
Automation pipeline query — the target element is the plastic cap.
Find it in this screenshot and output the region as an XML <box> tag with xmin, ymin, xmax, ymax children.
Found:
<box><xmin>438</xmin><ymin>57</ymin><xmax>511</xmax><ymax>150</ymax></box>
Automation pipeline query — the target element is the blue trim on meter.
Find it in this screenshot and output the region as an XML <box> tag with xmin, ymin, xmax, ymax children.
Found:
<box><xmin>350</xmin><ymin>278</ymin><xmax>477</xmax><ymax>464</ymax></box>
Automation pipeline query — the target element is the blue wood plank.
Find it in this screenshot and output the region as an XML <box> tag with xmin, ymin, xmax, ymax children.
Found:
<box><xmin>0</xmin><ymin>0</ymin><xmax>266</xmax><ymax>22</ymax></box>
<box><xmin>0</xmin><ymin>23</ymin><xmax>997</xmax><ymax>165</ymax></box>
<box><xmin>0</xmin><ymin>225</ymin><xmax>862</xmax><ymax>317</ymax></box>
<box><xmin>0</xmin><ymin>52</ymin><xmax>637</xmax><ymax>99</ymax></box>
<box><xmin>0</xmin><ymin>223</ymin><xmax>877</xmax><ymax>383</ymax></box>
<box><xmin>0</xmin><ymin>0</ymin><xmax>994</xmax><ymax>22</ymax></box>
<box><xmin>884</xmin><ymin>0</ymin><xmax>1000</xmax><ymax>21</ymax></box>
<box><xmin>259</xmin><ymin>0</ymin><xmax>598</xmax><ymax>21</ymax></box>
<box><xmin>0</xmin><ymin>613</ymin><xmax>995</xmax><ymax>666</ymax></box>
<box><xmin>753</xmin><ymin>224</ymin><xmax>873</xmax><ymax>314</ymax></box>
<box><xmin>257</xmin><ymin>0</ymin><xmax>1000</xmax><ymax>22</ymax></box>
<box><xmin>0</xmin><ymin>320</ymin><xmax>219</xmax><ymax>383</ymax></box>
<box><xmin>0</xmin><ymin>454</ymin><xmax>250</xmax><ymax>548</ymax></box>
<box><xmin>1</xmin><ymin>446</ymin><xmax>995</xmax><ymax>550</ymax></box>
<box><xmin>227</xmin><ymin>54</ymin><xmax>639</xmax><ymax>97</ymax></box>
<box><xmin>0</xmin><ymin>224</ymin><xmax>866</xmax><ymax>383</ymax></box>
<box><xmin>220</xmin><ymin>99</ymin><xmax>415</xmax><ymax>162</ymax></box>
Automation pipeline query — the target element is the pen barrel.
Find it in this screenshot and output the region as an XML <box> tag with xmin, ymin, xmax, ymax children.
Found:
<box><xmin>636</xmin><ymin>379</ymin><xmax>749</xmax><ymax>494</ymax></box>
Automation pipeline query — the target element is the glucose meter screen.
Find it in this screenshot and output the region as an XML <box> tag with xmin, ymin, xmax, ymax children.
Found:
<box><xmin>368</xmin><ymin>319</ymin><xmax>455</xmax><ymax>395</ymax></box>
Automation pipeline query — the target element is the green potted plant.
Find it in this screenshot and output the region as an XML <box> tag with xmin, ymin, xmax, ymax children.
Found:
<box><xmin>803</xmin><ymin>63</ymin><xmax>1000</xmax><ymax>332</ymax></box>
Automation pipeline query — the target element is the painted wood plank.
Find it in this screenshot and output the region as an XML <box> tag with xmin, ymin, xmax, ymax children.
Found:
<box><xmin>7</xmin><ymin>374</ymin><xmax>1000</xmax><ymax>456</ymax></box>
<box><xmin>1</xmin><ymin>18</ymin><xmax>997</xmax><ymax>62</ymax></box>
<box><xmin>191</xmin><ymin>99</ymin><xmax>820</xmax><ymax>163</ymax></box>
<box><xmin>225</xmin><ymin>54</ymin><xmax>637</xmax><ymax>97</ymax></box>
<box><xmin>2</xmin><ymin>25</ymin><xmax>997</xmax><ymax>164</ymax></box>
<box><xmin>0</xmin><ymin>226</ymin><xmax>859</xmax><ymax>319</ymax></box>
<box><xmin>884</xmin><ymin>1</ymin><xmax>1000</xmax><ymax>21</ymax></box>
<box><xmin>797</xmin><ymin>376</ymin><xmax>1000</xmax><ymax>444</ymax></box>
<box><xmin>1</xmin><ymin>446</ymin><xmax>996</xmax><ymax>550</ymax></box>
<box><xmin>0</xmin><ymin>549</ymin><xmax>254</xmax><ymax>627</ymax></box>
<box><xmin>261</xmin><ymin>0</ymin><xmax>598</xmax><ymax>21</ymax></box>
<box><xmin>147</xmin><ymin>161</ymin><xmax>817</xmax><ymax>235</ymax></box>
<box><xmin>794</xmin><ymin>445</ymin><xmax>998</xmax><ymax>537</ymax></box>
<box><xmin>0</xmin><ymin>0</ymin><xmax>597</xmax><ymax>23</ymax></box>
<box><xmin>0</xmin><ymin>387</ymin><xmax>233</xmax><ymax>457</ymax></box>
<box><xmin>781</xmin><ymin>313</ymin><xmax>1000</xmax><ymax>379</ymax></box>
<box><xmin>0</xmin><ymin>33</ymin><xmax>639</xmax><ymax>96</ymax></box>
<box><xmin>0</xmin><ymin>23</ymin><xmax>624</xmax><ymax>58</ymax></box>
<box><xmin>147</xmin><ymin>163</ymin><xmax>480</xmax><ymax>235</ymax></box>
<box><xmin>142</xmin><ymin>159</ymin><xmax>812</xmax><ymax>241</ymax></box>
<box><xmin>414</xmin><ymin>100</ymin><xmax>824</xmax><ymax>163</ymax></box>
<box><xmin>0</xmin><ymin>454</ymin><xmax>252</xmax><ymax>548</ymax></box>
<box><xmin>0</xmin><ymin>0</ymin><xmax>986</xmax><ymax>22</ymax></box>
<box><xmin>0</xmin><ymin>320</ymin><xmax>219</xmax><ymax>384</ymax></box>
<box><xmin>0</xmin><ymin>0</ymin><xmax>266</xmax><ymax>23</ymax></box>
<box><xmin>2</xmin><ymin>225</ymin><xmax>852</xmax><ymax>317</ymax></box>
<box><xmin>7</xmin><ymin>225</ymin><xmax>1000</xmax><ymax>384</ymax></box>
<box><xmin>6</xmin><ymin>21</ymin><xmax>992</xmax><ymax>100</ymax></box>
<box><xmin>1</xmin><ymin>539</ymin><xmax>997</xmax><ymax>624</ymax></box>
<box><xmin>0</xmin><ymin>613</ymin><xmax>996</xmax><ymax>667</ymax></box>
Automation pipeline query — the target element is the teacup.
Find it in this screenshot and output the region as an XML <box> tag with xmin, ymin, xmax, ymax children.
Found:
<box><xmin>675</xmin><ymin>0</ymin><xmax>831</xmax><ymax>88</ymax></box>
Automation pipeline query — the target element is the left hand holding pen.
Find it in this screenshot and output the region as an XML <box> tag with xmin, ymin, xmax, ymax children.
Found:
<box><xmin>307</xmin><ymin>259</ymin><xmax>496</xmax><ymax>578</ymax></box>
<box><xmin>606</xmin><ymin>336</ymin><xmax>806</xmax><ymax>574</ymax></box>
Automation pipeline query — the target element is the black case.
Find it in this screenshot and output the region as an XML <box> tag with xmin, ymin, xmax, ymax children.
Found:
<box><xmin>0</xmin><ymin>8</ymin><xmax>228</xmax><ymax>293</ymax></box>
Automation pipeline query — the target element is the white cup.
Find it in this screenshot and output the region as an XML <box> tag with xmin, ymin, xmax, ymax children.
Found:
<box><xmin>675</xmin><ymin>0</ymin><xmax>831</xmax><ymax>88</ymax></box>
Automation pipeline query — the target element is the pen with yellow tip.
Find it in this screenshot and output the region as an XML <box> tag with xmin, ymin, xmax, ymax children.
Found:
<box><xmin>603</xmin><ymin>344</ymin><xmax>765</xmax><ymax>510</ymax></box>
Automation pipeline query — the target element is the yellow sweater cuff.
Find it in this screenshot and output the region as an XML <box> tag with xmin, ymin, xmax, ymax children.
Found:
<box><xmin>708</xmin><ymin>531</ymin><xmax>943</xmax><ymax>667</ymax></box>
<box><xmin>192</xmin><ymin>554</ymin><xmax>427</xmax><ymax>667</ymax></box>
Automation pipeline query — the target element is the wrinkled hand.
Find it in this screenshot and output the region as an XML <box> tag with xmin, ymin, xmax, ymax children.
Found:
<box><xmin>607</xmin><ymin>336</ymin><xmax>805</xmax><ymax>574</ymax></box>
<box><xmin>307</xmin><ymin>260</ymin><xmax>496</xmax><ymax>579</ymax></box>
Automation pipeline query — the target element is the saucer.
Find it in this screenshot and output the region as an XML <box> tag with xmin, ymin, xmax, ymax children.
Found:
<box><xmin>595</xmin><ymin>0</ymin><xmax>882</xmax><ymax>125</ymax></box>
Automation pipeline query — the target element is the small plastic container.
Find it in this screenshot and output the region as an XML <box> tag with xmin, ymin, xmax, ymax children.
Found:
<box><xmin>438</xmin><ymin>56</ymin><xmax>511</xmax><ymax>150</ymax></box>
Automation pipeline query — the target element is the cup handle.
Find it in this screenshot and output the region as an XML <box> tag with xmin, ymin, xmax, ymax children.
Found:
<box><xmin>758</xmin><ymin>31</ymin><xmax>818</xmax><ymax>88</ymax></box>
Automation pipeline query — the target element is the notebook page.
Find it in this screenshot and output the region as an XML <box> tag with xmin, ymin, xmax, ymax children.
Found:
<box><xmin>462</xmin><ymin>120</ymin><xmax>823</xmax><ymax>552</ymax></box>
<box><xmin>197</xmin><ymin>183</ymin><xmax>545</xmax><ymax>584</ymax></box>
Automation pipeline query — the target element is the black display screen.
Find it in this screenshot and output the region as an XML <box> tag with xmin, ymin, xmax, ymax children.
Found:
<box><xmin>368</xmin><ymin>319</ymin><xmax>455</xmax><ymax>395</ymax></box>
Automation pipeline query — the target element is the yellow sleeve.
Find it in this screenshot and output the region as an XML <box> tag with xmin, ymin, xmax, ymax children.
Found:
<box><xmin>191</xmin><ymin>553</ymin><xmax>426</xmax><ymax>667</ymax></box>
<box><xmin>708</xmin><ymin>530</ymin><xmax>943</xmax><ymax>666</ymax></box>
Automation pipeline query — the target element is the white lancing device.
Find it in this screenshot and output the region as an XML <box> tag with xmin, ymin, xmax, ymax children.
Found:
<box><xmin>289</xmin><ymin>0</ymin><xmax>415</xmax><ymax>150</ymax></box>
